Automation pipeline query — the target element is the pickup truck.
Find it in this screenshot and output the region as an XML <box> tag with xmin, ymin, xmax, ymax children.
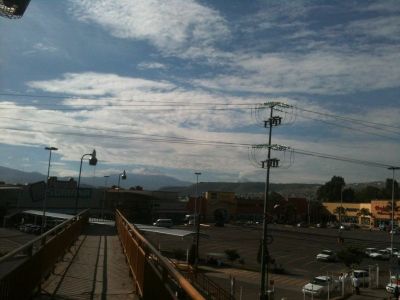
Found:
<box><xmin>302</xmin><ymin>276</ymin><xmax>339</xmax><ymax>296</ymax></box>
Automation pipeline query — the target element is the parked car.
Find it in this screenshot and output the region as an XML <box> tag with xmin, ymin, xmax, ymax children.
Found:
<box><xmin>386</xmin><ymin>275</ymin><xmax>400</xmax><ymax>294</ymax></box>
<box><xmin>153</xmin><ymin>219</ymin><xmax>173</xmax><ymax>228</ymax></box>
<box><xmin>352</xmin><ymin>269</ymin><xmax>369</xmax><ymax>287</ymax></box>
<box><xmin>297</xmin><ymin>222</ymin><xmax>307</xmax><ymax>228</ymax></box>
<box><xmin>365</xmin><ymin>248</ymin><xmax>377</xmax><ymax>257</ymax></box>
<box><xmin>316</xmin><ymin>250</ymin><xmax>337</xmax><ymax>262</ymax></box>
<box><xmin>302</xmin><ymin>276</ymin><xmax>339</xmax><ymax>296</ymax></box>
<box><xmin>316</xmin><ymin>223</ymin><xmax>326</xmax><ymax>228</ymax></box>
<box><xmin>369</xmin><ymin>249</ymin><xmax>390</xmax><ymax>260</ymax></box>
<box><xmin>379</xmin><ymin>223</ymin><xmax>387</xmax><ymax>231</ymax></box>
<box><xmin>386</xmin><ymin>247</ymin><xmax>399</xmax><ymax>256</ymax></box>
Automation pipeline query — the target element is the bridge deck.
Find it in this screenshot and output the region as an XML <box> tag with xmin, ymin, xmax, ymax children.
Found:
<box><xmin>35</xmin><ymin>221</ymin><xmax>137</xmax><ymax>300</ymax></box>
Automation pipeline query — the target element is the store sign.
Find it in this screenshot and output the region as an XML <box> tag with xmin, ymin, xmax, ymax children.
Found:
<box><xmin>374</xmin><ymin>205</ymin><xmax>398</xmax><ymax>215</ymax></box>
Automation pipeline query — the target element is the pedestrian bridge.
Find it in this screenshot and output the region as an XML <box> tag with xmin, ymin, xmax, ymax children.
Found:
<box><xmin>0</xmin><ymin>209</ymin><xmax>221</xmax><ymax>300</ymax></box>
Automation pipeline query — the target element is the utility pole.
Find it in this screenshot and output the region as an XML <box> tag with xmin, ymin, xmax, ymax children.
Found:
<box><xmin>102</xmin><ymin>175</ymin><xmax>109</xmax><ymax>220</ymax></box>
<box><xmin>194</xmin><ymin>172</ymin><xmax>201</xmax><ymax>271</ymax></box>
<box><xmin>389</xmin><ymin>167</ymin><xmax>400</xmax><ymax>256</ymax></box>
<box><xmin>259</xmin><ymin>102</ymin><xmax>282</xmax><ymax>300</ymax></box>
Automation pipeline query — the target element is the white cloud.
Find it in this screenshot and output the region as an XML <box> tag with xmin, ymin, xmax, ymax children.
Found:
<box><xmin>68</xmin><ymin>0</ymin><xmax>230</xmax><ymax>59</ymax></box>
<box><xmin>0</xmin><ymin>71</ymin><xmax>390</xmax><ymax>183</ymax></box>
<box><xmin>362</xmin><ymin>1</ymin><xmax>400</xmax><ymax>13</ymax></box>
<box><xmin>194</xmin><ymin>47</ymin><xmax>400</xmax><ymax>95</ymax></box>
<box><xmin>347</xmin><ymin>16</ymin><xmax>400</xmax><ymax>41</ymax></box>
<box><xmin>28</xmin><ymin>72</ymin><xmax>175</xmax><ymax>96</ymax></box>
<box><xmin>137</xmin><ymin>62</ymin><xmax>167</xmax><ymax>70</ymax></box>
<box><xmin>33</xmin><ymin>42</ymin><xmax>58</xmax><ymax>52</ymax></box>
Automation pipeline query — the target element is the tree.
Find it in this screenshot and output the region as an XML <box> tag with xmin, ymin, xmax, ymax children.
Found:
<box><xmin>357</xmin><ymin>208</ymin><xmax>371</xmax><ymax>218</ymax></box>
<box><xmin>355</xmin><ymin>186</ymin><xmax>383</xmax><ymax>202</ymax></box>
<box><xmin>386</xmin><ymin>200</ymin><xmax>399</xmax><ymax>212</ymax></box>
<box><xmin>283</xmin><ymin>202</ymin><xmax>297</xmax><ymax>223</ymax></box>
<box><xmin>337</xmin><ymin>246</ymin><xmax>363</xmax><ymax>268</ymax></box>
<box><xmin>384</xmin><ymin>178</ymin><xmax>399</xmax><ymax>199</ymax></box>
<box><xmin>342</xmin><ymin>188</ymin><xmax>355</xmax><ymax>202</ymax></box>
<box><xmin>224</xmin><ymin>249</ymin><xmax>240</xmax><ymax>264</ymax></box>
<box><xmin>188</xmin><ymin>244</ymin><xmax>196</xmax><ymax>265</ymax></box>
<box><xmin>317</xmin><ymin>176</ymin><xmax>345</xmax><ymax>202</ymax></box>
<box><xmin>214</xmin><ymin>209</ymin><xmax>225</xmax><ymax>226</ymax></box>
<box><xmin>333</xmin><ymin>206</ymin><xmax>346</xmax><ymax>221</ymax></box>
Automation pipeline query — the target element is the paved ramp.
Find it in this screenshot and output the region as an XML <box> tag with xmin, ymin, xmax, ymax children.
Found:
<box><xmin>36</xmin><ymin>222</ymin><xmax>137</xmax><ymax>300</ymax></box>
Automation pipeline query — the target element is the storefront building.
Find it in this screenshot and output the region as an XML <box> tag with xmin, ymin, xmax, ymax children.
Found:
<box><xmin>323</xmin><ymin>199</ymin><xmax>399</xmax><ymax>228</ymax></box>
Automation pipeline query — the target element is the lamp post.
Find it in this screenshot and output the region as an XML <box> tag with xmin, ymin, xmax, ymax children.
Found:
<box><xmin>42</xmin><ymin>146</ymin><xmax>58</xmax><ymax>234</ymax></box>
<box><xmin>194</xmin><ymin>172</ymin><xmax>201</xmax><ymax>270</ymax></box>
<box><xmin>118</xmin><ymin>170</ymin><xmax>127</xmax><ymax>189</ymax></box>
<box><xmin>340</xmin><ymin>184</ymin><xmax>345</xmax><ymax>228</ymax></box>
<box><xmin>102</xmin><ymin>175</ymin><xmax>109</xmax><ymax>220</ymax></box>
<box><xmin>389</xmin><ymin>167</ymin><xmax>400</xmax><ymax>256</ymax></box>
<box><xmin>194</xmin><ymin>172</ymin><xmax>202</xmax><ymax>228</ymax></box>
<box><xmin>75</xmin><ymin>149</ymin><xmax>97</xmax><ymax>215</ymax></box>
<box><xmin>117</xmin><ymin>170</ymin><xmax>127</xmax><ymax>208</ymax></box>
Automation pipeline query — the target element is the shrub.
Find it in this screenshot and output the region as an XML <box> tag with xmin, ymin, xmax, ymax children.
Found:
<box><xmin>224</xmin><ymin>249</ymin><xmax>240</xmax><ymax>263</ymax></box>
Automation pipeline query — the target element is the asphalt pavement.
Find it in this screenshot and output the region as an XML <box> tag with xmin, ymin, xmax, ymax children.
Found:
<box><xmin>147</xmin><ymin>223</ymin><xmax>399</xmax><ymax>299</ymax></box>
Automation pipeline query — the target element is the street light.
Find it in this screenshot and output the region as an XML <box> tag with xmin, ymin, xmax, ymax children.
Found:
<box><xmin>194</xmin><ymin>172</ymin><xmax>202</xmax><ymax>228</ymax></box>
<box><xmin>118</xmin><ymin>170</ymin><xmax>127</xmax><ymax>189</ymax></box>
<box><xmin>389</xmin><ymin>166</ymin><xmax>400</xmax><ymax>256</ymax></box>
<box><xmin>42</xmin><ymin>146</ymin><xmax>58</xmax><ymax>234</ymax></box>
<box><xmin>194</xmin><ymin>172</ymin><xmax>201</xmax><ymax>270</ymax></box>
<box><xmin>340</xmin><ymin>184</ymin><xmax>345</xmax><ymax>229</ymax></box>
<box><xmin>75</xmin><ymin>149</ymin><xmax>97</xmax><ymax>215</ymax></box>
<box><xmin>101</xmin><ymin>175</ymin><xmax>110</xmax><ymax>220</ymax></box>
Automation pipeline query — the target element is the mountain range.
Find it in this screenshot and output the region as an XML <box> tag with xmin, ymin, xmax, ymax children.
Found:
<box><xmin>0</xmin><ymin>166</ymin><xmax>386</xmax><ymax>197</ymax></box>
<box><xmin>0</xmin><ymin>166</ymin><xmax>190</xmax><ymax>191</ymax></box>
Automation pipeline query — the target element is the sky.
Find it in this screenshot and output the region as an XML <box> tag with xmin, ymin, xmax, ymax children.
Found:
<box><xmin>0</xmin><ymin>0</ymin><xmax>399</xmax><ymax>186</ymax></box>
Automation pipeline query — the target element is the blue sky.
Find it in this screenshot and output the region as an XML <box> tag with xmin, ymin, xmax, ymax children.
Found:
<box><xmin>0</xmin><ymin>0</ymin><xmax>399</xmax><ymax>185</ymax></box>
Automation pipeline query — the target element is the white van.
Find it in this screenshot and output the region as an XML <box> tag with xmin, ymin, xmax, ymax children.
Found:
<box><xmin>153</xmin><ymin>219</ymin><xmax>173</xmax><ymax>228</ymax></box>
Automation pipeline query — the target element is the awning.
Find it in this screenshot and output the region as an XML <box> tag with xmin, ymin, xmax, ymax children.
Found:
<box><xmin>134</xmin><ymin>224</ymin><xmax>208</xmax><ymax>238</ymax></box>
<box><xmin>22</xmin><ymin>209</ymin><xmax>74</xmax><ymax>220</ymax></box>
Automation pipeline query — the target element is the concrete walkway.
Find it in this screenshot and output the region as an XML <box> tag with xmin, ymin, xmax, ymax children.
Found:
<box><xmin>36</xmin><ymin>222</ymin><xmax>137</xmax><ymax>300</ymax></box>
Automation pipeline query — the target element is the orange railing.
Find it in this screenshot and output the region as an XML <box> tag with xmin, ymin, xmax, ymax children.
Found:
<box><xmin>115</xmin><ymin>209</ymin><xmax>206</xmax><ymax>300</ymax></box>
<box><xmin>182</xmin><ymin>271</ymin><xmax>233</xmax><ymax>300</ymax></box>
<box><xmin>0</xmin><ymin>209</ymin><xmax>89</xmax><ymax>300</ymax></box>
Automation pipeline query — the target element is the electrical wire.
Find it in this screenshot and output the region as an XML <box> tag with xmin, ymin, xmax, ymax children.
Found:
<box><xmin>0</xmin><ymin>91</ymin><xmax>258</xmax><ymax>106</ymax></box>
<box><xmin>0</xmin><ymin>126</ymin><xmax>251</xmax><ymax>148</ymax></box>
<box><xmin>293</xmin><ymin>105</ymin><xmax>400</xmax><ymax>131</ymax></box>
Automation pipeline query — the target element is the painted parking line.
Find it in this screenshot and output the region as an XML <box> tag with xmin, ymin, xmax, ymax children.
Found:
<box><xmin>303</xmin><ymin>260</ymin><xmax>318</xmax><ymax>267</ymax></box>
<box><xmin>285</xmin><ymin>256</ymin><xmax>314</xmax><ymax>265</ymax></box>
<box><xmin>273</xmin><ymin>253</ymin><xmax>297</xmax><ymax>260</ymax></box>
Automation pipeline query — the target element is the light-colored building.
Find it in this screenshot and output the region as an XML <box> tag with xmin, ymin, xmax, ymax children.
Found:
<box><xmin>323</xmin><ymin>200</ymin><xmax>400</xmax><ymax>227</ymax></box>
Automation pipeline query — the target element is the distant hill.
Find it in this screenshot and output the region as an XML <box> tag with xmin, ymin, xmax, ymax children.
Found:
<box><xmin>0</xmin><ymin>166</ymin><xmax>45</xmax><ymax>184</ymax></box>
<box><xmin>159</xmin><ymin>182</ymin><xmax>322</xmax><ymax>197</ymax></box>
<box><xmin>0</xmin><ymin>165</ymin><xmax>387</xmax><ymax>195</ymax></box>
<box><xmin>0</xmin><ymin>166</ymin><xmax>191</xmax><ymax>190</ymax></box>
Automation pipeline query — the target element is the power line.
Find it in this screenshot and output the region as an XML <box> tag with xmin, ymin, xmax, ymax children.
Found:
<box><xmin>0</xmin><ymin>91</ymin><xmax>257</xmax><ymax>106</ymax></box>
<box><xmin>0</xmin><ymin>115</ymin><xmax>254</xmax><ymax>146</ymax></box>
<box><xmin>0</xmin><ymin>126</ymin><xmax>251</xmax><ymax>148</ymax></box>
<box><xmin>253</xmin><ymin>144</ymin><xmax>398</xmax><ymax>169</ymax></box>
<box><xmin>0</xmin><ymin>105</ymin><xmax>253</xmax><ymax>112</ymax></box>
<box><xmin>293</xmin><ymin>111</ymin><xmax>400</xmax><ymax>141</ymax></box>
<box><xmin>293</xmin><ymin>105</ymin><xmax>400</xmax><ymax>131</ymax></box>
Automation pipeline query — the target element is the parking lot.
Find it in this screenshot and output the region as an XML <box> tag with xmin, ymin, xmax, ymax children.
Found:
<box><xmin>143</xmin><ymin>223</ymin><xmax>398</xmax><ymax>299</ymax></box>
